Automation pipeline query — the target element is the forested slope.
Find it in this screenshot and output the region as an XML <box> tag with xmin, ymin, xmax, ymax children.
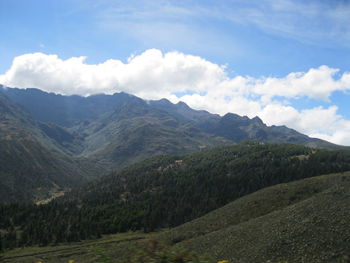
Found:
<box><xmin>2</xmin><ymin>142</ymin><xmax>350</xmax><ymax>249</ymax></box>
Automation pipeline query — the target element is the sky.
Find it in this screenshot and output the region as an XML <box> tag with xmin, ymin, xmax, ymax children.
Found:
<box><xmin>1</xmin><ymin>0</ymin><xmax>350</xmax><ymax>145</ymax></box>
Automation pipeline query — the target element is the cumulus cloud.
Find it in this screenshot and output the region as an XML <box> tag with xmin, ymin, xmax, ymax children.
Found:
<box><xmin>0</xmin><ymin>50</ymin><xmax>225</xmax><ymax>99</ymax></box>
<box><xmin>253</xmin><ymin>66</ymin><xmax>344</xmax><ymax>101</ymax></box>
<box><xmin>1</xmin><ymin>49</ymin><xmax>350</xmax><ymax>145</ymax></box>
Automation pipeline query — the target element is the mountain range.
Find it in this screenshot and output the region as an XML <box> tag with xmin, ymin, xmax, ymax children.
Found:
<box><xmin>0</xmin><ymin>85</ymin><xmax>344</xmax><ymax>202</ymax></box>
<box><xmin>1</xmin><ymin>84</ymin><xmax>350</xmax><ymax>262</ymax></box>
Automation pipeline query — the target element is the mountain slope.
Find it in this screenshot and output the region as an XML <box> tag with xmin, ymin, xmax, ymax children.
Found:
<box><xmin>62</xmin><ymin>142</ymin><xmax>350</xmax><ymax>233</ymax></box>
<box><xmin>2</xmin><ymin>171</ymin><xmax>348</xmax><ymax>263</ymax></box>
<box><xmin>0</xmin><ymin>87</ymin><xmax>232</xmax><ymax>201</ymax></box>
<box><xmin>0</xmin><ymin>86</ymin><xmax>232</xmax><ymax>171</ymax></box>
<box><xmin>1</xmin><ymin>86</ymin><xmax>341</xmax><ymax>149</ymax></box>
<box><xmin>0</xmin><ymin>92</ymin><xmax>96</xmax><ymax>202</ymax></box>
<box><xmin>2</xmin><ymin>142</ymin><xmax>350</xmax><ymax>251</ymax></box>
<box><xmin>162</xmin><ymin>172</ymin><xmax>350</xmax><ymax>263</ymax></box>
<box><xmin>74</xmin><ymin>98</ymin><xmax>231</xmax><ymax>170</ymax></box>
<box><xmin>0</xmin><ymin>86</ymin><xmax>346</xmax><ymax>203</ymax></box>
<box><xmin>0</xmin><ymin>86</ymin><xmax>139</xmax><ymax>127</ymax></box>
<box><xmin>150</xmin><ymin>98</ymin><xmax>340</xmax><ymax>148</ymax></box>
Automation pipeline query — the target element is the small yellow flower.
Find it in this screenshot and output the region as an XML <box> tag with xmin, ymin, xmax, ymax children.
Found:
<box><xmin>217</xmin><ymin>261</ymin><xmax>229</xmax><ymax>263</ymax></box>
<box><xmin>68</xmin><ymin>260</ymin><xmax>75</xmax><ymax>263</ymax></box>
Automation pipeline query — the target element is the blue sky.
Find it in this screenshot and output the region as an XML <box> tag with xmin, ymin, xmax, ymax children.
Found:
<box><xmin>2</xmin><ymin>0</ymin><xmax>350</xmax><ymax>76</ymax></box>
<box><xmin>1</xmin><ymin>0</ymin><xmax>350</xmax><ymax>145</ymax></box>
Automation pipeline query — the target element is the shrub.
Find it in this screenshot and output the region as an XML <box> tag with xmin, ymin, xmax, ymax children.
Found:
<box><xmin>122</xmin><ymin>239</ymin><xmax>211</xmax><ymax>263</ymax></box>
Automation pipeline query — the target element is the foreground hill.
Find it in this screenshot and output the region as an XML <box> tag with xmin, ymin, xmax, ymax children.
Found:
<box><xmin>161</xmin><ymin>171</ymin><xmax>350</xmax><ymax>263</ymax></box>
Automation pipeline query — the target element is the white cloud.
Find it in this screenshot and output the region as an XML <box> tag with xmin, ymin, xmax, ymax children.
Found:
<box><xmin>0</xmin><ymin>50</ymin><xmax>225</xmax><ymax>99</ymax></box>
<box><xmin>1</xmin><ymin>49</ymin><xmax>350</xmax><ymax>145</ymax></box>
<box><xmin>253</xmin><ymin>66</ymin><xmax>343</xmax><ymax>101</ymax></box>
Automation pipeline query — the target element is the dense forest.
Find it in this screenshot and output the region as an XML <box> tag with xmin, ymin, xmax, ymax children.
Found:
<box><xmin>2</xmin><ymin>142</ymin><xmax>350</xmax><ymax>250</ymax></box>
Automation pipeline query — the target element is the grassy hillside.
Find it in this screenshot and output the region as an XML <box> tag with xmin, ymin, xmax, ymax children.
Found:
<box><xmin>1</xmin><ymin>232</ymin><xmax>152</xmax><ymax>263</ymax></box>
<box><xmin>162</xmin><ymin>172</ymin><xmax>350</xmax><ymax>263</ymax></box>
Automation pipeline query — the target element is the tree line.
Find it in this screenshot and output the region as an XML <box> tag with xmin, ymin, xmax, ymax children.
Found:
<box><xmin>2</xmin><ymin>142</ymin><xmax>350</xmax><ymax>250</ymax></box>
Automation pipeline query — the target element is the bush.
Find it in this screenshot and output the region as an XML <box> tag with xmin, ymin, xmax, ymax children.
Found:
<box><xmin>121</xmin><ymin>239</ymin><xmax>211</xmax><ymax>263</ymax></box>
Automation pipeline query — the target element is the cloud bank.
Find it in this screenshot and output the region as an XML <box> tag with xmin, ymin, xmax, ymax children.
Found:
<box><xmin>1</xmin><ymin>49</ymin><xmax>350</xmax><ymax>145</ymax></box>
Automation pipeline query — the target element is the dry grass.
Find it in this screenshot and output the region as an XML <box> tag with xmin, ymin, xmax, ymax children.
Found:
<box><xmin>161</xmin><ymin>172</ymin><xmax>350</xmax><ymax>263</ymax></box>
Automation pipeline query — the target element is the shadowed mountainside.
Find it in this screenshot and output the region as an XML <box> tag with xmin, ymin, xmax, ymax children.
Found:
<box><xmin>0</xmin><ymin>92</ymin><xmax>99</xmax><ymax>202</ymax></box>
<box><xmin>2</xmin><ymin>86</ymin><xmax>342</xmax><ymax>150</ymax></box>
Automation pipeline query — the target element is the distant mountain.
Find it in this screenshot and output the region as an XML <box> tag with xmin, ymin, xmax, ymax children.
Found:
<box><xmin>1</xmin><ymin>86</ymin><xmax>342</xmax><ymax>149</ymax></box>
<box><xmin>0</xmin><ymin>86</ymin><xmax>138</xmax><ymax>127</ymax></box>
<box><xmin>0</xmin><ymin>86</ymin><xmax>231</xmax><ymax>201</ymax></box>
<box><xmin>149</xmin><ymin>98</ymin><xmax>339</xmax><ymax>148</ymax></box>
<box><xmin>0</xmin><ymin>92</ymin><xmax>98</xmax><ymax>202</ymax></box>
<box><xmin>0</xmin><ymin>86</ymin><xmax>344</xmax><ymax>202</ymax></box>
<box><xmin>73</xmin><ymin>98</ymin><xmax>230</xmax><ymax>170</ymax></box>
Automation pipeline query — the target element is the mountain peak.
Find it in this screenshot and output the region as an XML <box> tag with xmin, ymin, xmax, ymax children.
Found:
<box><xmin>222</xmin><ymin>112</ymin><xmax>249</xmax><ymax>121</ymax></box>
<box><xmin>176</xmin><ymin>101</ymin><xmax>190</xmax><ymax>108</ymax></box>
<box><xmin>252</xmin><ymin>116</ymin><xmax>264</xmax><ymax>124</ymax></box>
<box><xmin>153</xmin><ymin>98</ymin><xmax>172</xmax><ymax>105</ymax></box>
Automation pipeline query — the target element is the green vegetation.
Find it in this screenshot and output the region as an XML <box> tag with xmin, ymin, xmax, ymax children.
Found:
<box><xmin>3</xmin><ymin>172</ymin><xmax>350</xmax><ymax>262</ymax></box>
<box><xmin>2</xmin><ymin>87</ymin><xmax>350</xmax><ymax>262</ymax></box>
<box><xmin>0</xmin><ymin>87</ymin><xmax>346</xmax><ymax>203</ymax></box>
<box><xmin>0</xmin><ymin>87</ymin><xmax>230</xmax><ymax>203</ymax></box>
<box><xmin>162</xmin><ymin>172</ymin><xmax>350</xmax><ymax>263</ymax></box>
<box><xmin>0</xmin><ymin>92</ymin><xmax>98</xmax><ymax>203</ymax></box>
<box><xmin>78</xmin><ymin>100</ymin><xmax>231</xmax><ymax>171</ymax></box>
<box><xmin>1</xmin><ymin>232</ymin><xmax>213</xmax><ymax>263</ymax></box>
<box><xmin>120</xmin><ymin>240</ymin><xmax>211</xmax><ymax>263</ymax></box>
<box><xmin>1</xmin><ymin>142</ymin><xmax>350</xmax><ymax>251</ymax></box>
<box><xmin>1</xmin><ymin>232</ymin><xmax>151</xmax><ymax>263</ymax></box>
